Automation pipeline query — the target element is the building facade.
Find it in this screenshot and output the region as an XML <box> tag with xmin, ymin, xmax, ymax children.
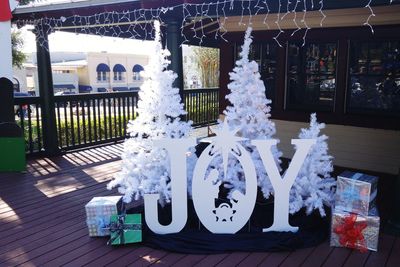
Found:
<box><xmin>14</xmin><ymin>51</ymin><xmax>148</xmax><ymax>95</ymax></box>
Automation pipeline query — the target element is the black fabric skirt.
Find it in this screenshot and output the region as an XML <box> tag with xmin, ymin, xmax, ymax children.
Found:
<box><xmin>128</xmin><ymin>199</ymin><xmax>330</xmax><ymax>254</ymax></box>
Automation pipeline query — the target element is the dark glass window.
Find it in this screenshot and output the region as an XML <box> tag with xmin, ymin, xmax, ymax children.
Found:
<box><xmin>235</xmin><ymin>42</ymin><xmax>277</xmax><ymax>105</ymax></box>
<box><xmin>114</xmin><ymin>72</ymin><xmax>123</xmax><ymax>81</ymax></box>
<box><xmin>348</xmin><ymin>41</ymin><xmax>400</xmax><ymax>115</ymax></box>
<box><xmin>286</xmin><ymin>42</ymin><xmax>337</xmax><ymax>111</ymax></box>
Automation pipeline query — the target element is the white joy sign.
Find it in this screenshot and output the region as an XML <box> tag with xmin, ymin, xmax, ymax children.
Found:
<box><xmin>144</xmin><ymin>129</ymin><xmax>315</xmax><ymax>235</ymax></box>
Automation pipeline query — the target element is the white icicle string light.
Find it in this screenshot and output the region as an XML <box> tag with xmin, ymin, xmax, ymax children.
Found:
<box><xmin>254</xmin><ymin>0</ymin><xmax>264</xmax><ymax>16</ymax></box>
<box><xmin>180</xmin><ymin>4</ymin><xmax>190</xmax><ymax>46</ymax></box>
<box><xmin>263</xmin><ymin>0</ymin><xmax>271</xmax><ymax>29</ymax></box>
<box><xmin>301</xmin><ymin>0</ymin><xmax>311</xmax><ymax>46</ymax></box>
<box><xmin>219</xmin><ymin>0</ymin><xmax>229</xmax><ymax>42</ymax></box>
<box><xmin>364</xmin><ymin>0</ymin><xmax>376</xmax><ymax>34</ymax></box>
<box><xmin>239</xmin><ymin>0</ymin><xmax>245</xmax><ymax>25</ymax></box>
<box><xmin>319</xmin><ymin>0</ymin><xmax>327</xmax><ymax>27</ymax></box>
<box><xmin>291</xmin><ymin>0</ymin><xmax>301</xmax><ymax>37</ymax></box>
<box><xmin>215</xmin><ymin>0</ymin><xmax>221</xmax><ymax>40</ymax></box>
<box><xmin>16</xmin><ymin>0</ymin><xmax>387</xmax><ymax>50</ymax></box>
<box><xmin>273</xmin><ymin>0</ymin><xmax>284</xmax><ymax>47</ymax></box>
<box><xmin>281</xmin><ymin>0</ymin><xmax>291</xmax><ymax>20</ymax></box>
<box><xmin>199</xmin><ymin>3</ymin><xmax>206</xmax><ymax>46</ymax></box>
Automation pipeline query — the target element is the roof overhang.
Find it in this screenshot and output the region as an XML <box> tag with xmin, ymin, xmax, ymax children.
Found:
<box><xmin>12</xmin><ymin>0</ymin><xmax>399</xmax><ymax>44</ymax></box>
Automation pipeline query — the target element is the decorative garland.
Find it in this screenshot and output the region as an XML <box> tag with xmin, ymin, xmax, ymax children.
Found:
<box><xmin>15</xmin><ymin>0</ymin><xmax>395</xmax><ymax>49</ymax></box>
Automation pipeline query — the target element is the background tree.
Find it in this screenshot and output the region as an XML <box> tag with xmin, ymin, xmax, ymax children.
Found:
<box><xmin>193</xmin><ymin>46</ymin><xmax>219</xmax><ymax>88</ymax></box>
<box><xmin>11</xmin><ymin>0</ymin><xmax>35</xmax><ymax>68</ymax></box>
<box><xmin>11</xmin><ymin>29</ymin><xmax>26</xmax><ymax>68</ymax></box>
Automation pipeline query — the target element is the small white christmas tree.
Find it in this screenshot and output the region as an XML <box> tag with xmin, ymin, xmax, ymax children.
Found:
<box><xmin>289</xmin><ymin>113</ymin><xmax>336</xmax><ymax>216</ymax></box>
<box><xmin>210</xmin><ymin>27</ymin><xmax>282</xmax><ymax>198</ymax></box>
<box><xmin>108</xmin><ymin>20</ymin><xmax>196</xmax><ymax>204</ymax></box>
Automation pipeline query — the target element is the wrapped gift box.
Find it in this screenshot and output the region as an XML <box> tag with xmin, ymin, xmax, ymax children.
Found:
<box><xmin>85</xmin><ymin>196</ymin><xmax>123</xmax><ymax>237</ymax></box>
<box><xmin>330</xmin><ymin>208</ymin><xmax>380</xmax><ymax>252</ymax></box>
<box><xmin>108</xmin><ymin>214</ymin><xmax>142</xmax><ymax>245</ymax></box>
<box><xmin>335</xmin><ymin>171</ymin><xmax>378</xmax><ymax>216</ymax></box>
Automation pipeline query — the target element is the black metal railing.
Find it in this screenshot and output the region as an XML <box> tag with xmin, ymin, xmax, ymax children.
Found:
<box><xmin>183</xmin><ymin>88</ymin><xmax>219</xmax><ymax>127</ymax></box>
<box><xmin>13</xmin><ymin>96</ymin><xmax>44</xmax><ymax>154</ymax></box>
<box><xmin>13</xmin><ymin>88</ymin><xmax>219</xmax><ymax>155</ymax></box>
<box><xmin>54</xmin><ymin>92</ymin><xmax>138</xmax><ymax>151</ymax></box>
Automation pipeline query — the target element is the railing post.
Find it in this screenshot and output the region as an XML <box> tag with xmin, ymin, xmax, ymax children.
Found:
<box><xmin>35</xmin><ymin>25</ymin><xmax>59</xmax><ymax>155</ymax></box>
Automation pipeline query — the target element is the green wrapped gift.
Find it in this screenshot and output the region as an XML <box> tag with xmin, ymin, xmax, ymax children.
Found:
<box><xmin>108</xmin><ymin>214</ymin><xmax>142</xmax><ymax>245</ymax></box>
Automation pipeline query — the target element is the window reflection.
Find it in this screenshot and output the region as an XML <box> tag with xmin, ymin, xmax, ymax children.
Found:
<box><xmin>286</xmin><ymin>42</ymin><xmax>337</xmax><ymax>111</ymax></box>
<box><xmin>348</xmin><ymin>41</ymin><xmax>400</xmax><ymax>114</ymax></box>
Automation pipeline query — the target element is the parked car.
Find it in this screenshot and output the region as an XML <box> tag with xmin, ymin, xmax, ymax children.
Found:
<box><xmin>55</xmin><ymin>91</ymin><xmax>79</xmax><ymax>107</ymax></box>
<box><xmin>14</xmin><ymin>92</ymin><xmax>32</xmax><ymax>118</ymax></box>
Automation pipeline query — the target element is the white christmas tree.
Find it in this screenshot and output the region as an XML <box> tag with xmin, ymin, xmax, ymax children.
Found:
<box><xmin>289</xmin><ymin>113</ymin><xmax>336</xmax><ymax>216</ymax></box>
<box><xmin>208</xmin><ymin>27</ymin><xmax>282</xmax><ymax>198</ymax></box>
<box><xmin>107</xmin><ymin>20</ymin><xmax>196</xmax><ymax>204</ymax></box>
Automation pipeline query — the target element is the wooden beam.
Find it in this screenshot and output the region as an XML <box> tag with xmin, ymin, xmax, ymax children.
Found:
<box><xmin>220</xmin><ymin>5</ymin><xmax>400</xmax><ymax>32</ymax></box>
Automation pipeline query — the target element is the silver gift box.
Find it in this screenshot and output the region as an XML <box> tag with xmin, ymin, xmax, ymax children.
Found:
<box><xmin>330</xmin><ymin>208</ymin><xmax>380</xmax><ymax>252</ymax></box>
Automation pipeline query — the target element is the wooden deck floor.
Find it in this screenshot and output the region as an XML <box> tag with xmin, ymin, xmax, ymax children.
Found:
<box><xmin>0</xmin><ymin>144</ymin><xmax>399</xmax><ymax>267</ymax></box>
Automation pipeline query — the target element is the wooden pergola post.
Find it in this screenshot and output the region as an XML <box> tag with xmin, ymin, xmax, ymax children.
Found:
<box><xmin>35</xmin><ymin>25</ymin><xmax>59</xmax><ymax>156</ymax></box>
<box><xmin>165</xmin><ymin>19</ymin><xmax>184</xmax><ymax>99</ymax></box>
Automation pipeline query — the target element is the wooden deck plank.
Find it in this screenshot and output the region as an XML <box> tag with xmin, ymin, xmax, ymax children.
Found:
<box><xmin>0</xmin><ymin>168</ymin><xmax>119</xmax><ymax>216</ymax></box>
<box><xmin>301</xmin><ymin>239</ymin><xmax>334</xmax><ymax>266</ymax></box>
<box><xmin>386</xmin><ymin>236</ymin><xmax>400</xmax><ymax>267</ymax></box>
<box><xmin>83</xmin><ymin>246</ymin><xmax>141</xmax><ymax>267</ymax></box>
<box><xmin>280</xmin><ymin>247</ymin><xmax>315</xmax><ymax>267</ymax></box>
<box><xmin>106</xmin><ymin>247</ymin><xmax>154</xmax><ymax>266</ymax></box>
<box><xmin>40</xmin><ymin>236</ymin><xmax>107</xmax><ymax>267</ymax></box>
<box><xmin>364</xmin><ymin>234</ymin><xmax>396</xmax><ymax>267</ymax></box>
<box><xmin>0</xmin><ymin>188</ymin><xmax>117</xmax><ymax>264</ymax></box>
<box><xmin>322</xmin><ymin>247</ymin><xmax>352</xmax><ymax>267</ymax></box>
<box><xmin>237</xmin><ymin>252</ymin><xmax>270</xmax><ymax>267</ymax></box>
<box><xmin>0</xmin><ymin>220</ymin><xmax>86</xmax><ymax>264</ymax></box>
<box><xmin>258</xmin><ymin>251</ymin><xmax>291</xmax><ymax>267</ymax></box>
<box><xmin>126</xmin><ymin>249</ymin><xmax>169</xmax><ymax>266</ymax></box>
<box><xmin>193</xmin><ymin>253</ymin><xmax>229</xmax><ymax>267</ymax></box>
<box><xmin>61</xmin><ymin>241</ymin><xmax>124</xmax><ymax>267</ymax></box>
<box><xmin>0</xmin><ymin>189</ymin><xmax>113</xmax><ymax>246</ymax></box>
<box><xmin>342</xmin><ymin>250</ymin><xmax>371</xmax><ymax>267</ymax></box>
<box><xmin>0</xmin><ymin>182</ymin><xmax>115</xmax><ymax>229</ymax></box>
<box><xmin>3</xmin><ymin>228</ymin><xmax>93</xmax><ymax>266</ymax></box>
<box><xmin>150</xmin><ymin>252</ymin><xmax>186</xmax><ymax>266</ymax></box>
<box><xmin>215</xmin><ymin>252</ymin><xmax>250</xmax><ymax>267</ymax></box>
<box><xmin>171</xmin><ymin>254</ymin><xmax>207</xmax><ymax>266</ymax></box>
<box><xmin>0</xmin><ymin>147</ymin><xmax>121</xmax><ymax>190</ymax></box>
<box><xmin>0</xmin><ymin>160</ymin><xmax>120</xmax><ymax>207</ymax></box>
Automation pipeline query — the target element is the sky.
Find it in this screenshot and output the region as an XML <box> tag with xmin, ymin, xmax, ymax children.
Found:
<box><xmin>21</xmin><ymin>28</ymin><xmax>154</xmax><ymax>55</ymax></box>
<box><xmin>20</xmin><ymin>0</ymin><xmax>154</xmax><ymax>55</ymax></box>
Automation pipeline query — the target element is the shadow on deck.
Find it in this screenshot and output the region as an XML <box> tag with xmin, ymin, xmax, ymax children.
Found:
<box><xmin>0</xmin><ymin>144</ymin><xmax>399</xmax><ymax>266</ymax></box>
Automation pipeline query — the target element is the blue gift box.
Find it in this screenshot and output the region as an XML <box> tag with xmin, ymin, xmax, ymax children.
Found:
<box><xmin>335</xmin><ymin>171</ymin><xmax>378</xmax><ymax>216</ymax></box>
<box><xmin>85</xmin><ymin>196</ymin><xmax>123</xmax><ymax>237</ymax></box>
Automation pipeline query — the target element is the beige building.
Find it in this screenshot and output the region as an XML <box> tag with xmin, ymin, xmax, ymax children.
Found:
<box><xmin>80</xmin><ymin>52</ymin><xmax>148</xmax><ymax>93</ymax></box>
<box><xmin>14</xmin><ymin>51</ymin><xmax>148</xmax><ymax>95</ymax></box>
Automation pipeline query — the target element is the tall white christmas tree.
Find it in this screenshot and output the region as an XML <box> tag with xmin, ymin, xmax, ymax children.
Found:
<box><xmin>289</xmin><ymin>113</ymin><xmax>336</xmax><ymax>216</ymax></box>
<box><xmin>209</xmin><ymin>27</ymin><xmax>282</xmax><ymax>198</ymax></box>
<box><xmin>108</xmin><ymin>20</ymin><xmax>196</xmax><ymax>204</ymax></box>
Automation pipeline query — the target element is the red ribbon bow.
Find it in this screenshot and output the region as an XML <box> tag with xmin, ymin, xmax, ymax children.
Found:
<box><xmin>334</xmin><ymin>213</ymin><xmax>368</xmax><ymax>253</ymax></box>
